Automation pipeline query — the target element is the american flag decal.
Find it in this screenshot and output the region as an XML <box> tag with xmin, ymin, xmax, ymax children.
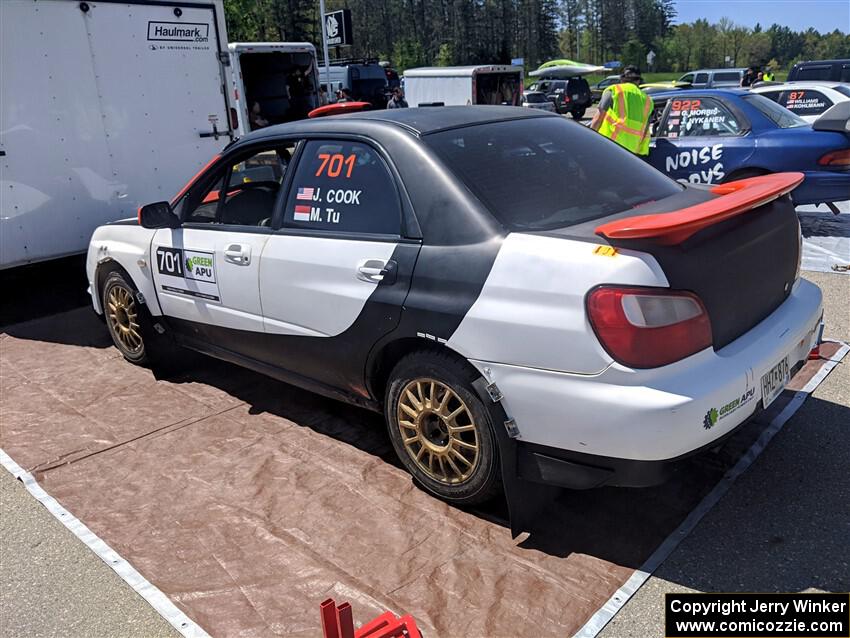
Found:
<box><xmin>296</xmin><ymin>187</ymin><xmax>315</xmax><ymax>201</ymax></box>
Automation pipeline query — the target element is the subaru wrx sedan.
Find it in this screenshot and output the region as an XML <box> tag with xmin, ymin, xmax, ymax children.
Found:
<box><xmin>87</xmin><ymin>107</ymin><xmax>822</xmax><ymax>524</ymax></box>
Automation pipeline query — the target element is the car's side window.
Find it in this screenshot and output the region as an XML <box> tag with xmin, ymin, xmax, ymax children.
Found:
<box><xmin>777</xmin><ymin>89</ymin><xmax>833</xmax><ymax>116</ymax></box>
<box><xmin>695</xmin><ymin>73</ymin><xmax>709</xmax><ymax>84</ymax></box>
<box><xmin>679</xmin><ymin>73</ymin><xmax>695</xmax><ymax>84</ymax></box>
<box><xmin>797</xmin><ymin>66</ymin><xmax>830</xmax><ymax>81</ymax></box>
<box><xmin>759</xmin><ymin>90</ymin><xmax>782</xmax><ymax>104</ymax></box>
<box><xmin>659</xmin><ymin>97</ymin><xmax>742</xmax><ymax>138</ymax></box>
<box><xmin>183</xmin><ymin>144</ymin><xmax>296</xmax><ymax>227</ymax></box>
<box><xmin>282</xmin><ymin>139</ymin><xmax>400</xmax><ymax>236</ymax></box>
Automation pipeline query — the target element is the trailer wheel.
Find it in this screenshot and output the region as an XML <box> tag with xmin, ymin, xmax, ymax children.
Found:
<box><xmin>101</xmin><ymin>270</ymin><xmax>169</xmax><ymax>367</ymax></box>
<box><xmin>385</xmin><ymin>350</ymin><xmax>501</xmax><ymax>504</ymax></box>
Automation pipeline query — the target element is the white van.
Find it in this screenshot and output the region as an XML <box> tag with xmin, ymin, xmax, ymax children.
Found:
<box><xmin>229</xmin><ymin>42</ymin><xmax>320</xmax><ymax>133</ymax></box>
<box><xmin>0</xmin><ymin>0</ymin><xmax>235</xmax><ymax>268</ymax></box>
<box><xmin>403</xmin><ymin>66</ymin><xmax>524</xmax><ymax>107</ymax></box>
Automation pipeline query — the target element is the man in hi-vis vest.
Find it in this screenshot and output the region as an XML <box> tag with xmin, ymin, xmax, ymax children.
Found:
<box><xmin>590</xmin><ymin>66</ymin><xmax>653</xmax><ymax>157</ymax></box>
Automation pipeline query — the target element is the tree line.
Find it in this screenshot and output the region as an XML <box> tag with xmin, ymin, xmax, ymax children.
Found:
<box><xmin>223</xmin><ymin>0</ymin><xmax>850</xmax><ymax>72</ymax></box>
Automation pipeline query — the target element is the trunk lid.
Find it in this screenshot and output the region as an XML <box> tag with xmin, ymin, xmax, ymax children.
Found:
<box><xmin>545</xmin><ymin>174</ymin><xmax>803</xmax><ymax>350</ymax></box>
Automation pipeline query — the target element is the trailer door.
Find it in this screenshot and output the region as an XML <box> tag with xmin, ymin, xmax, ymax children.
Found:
<box><xmin>82</xmin><ymin>1</ymin><xmax>232</xmax><ymax>200</ymax></box>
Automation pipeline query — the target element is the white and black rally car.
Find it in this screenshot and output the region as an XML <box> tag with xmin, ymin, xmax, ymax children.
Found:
<box><xmin>87</xmin><ymin>106</ymin><xmax>823</xmax><ymax>532</ymax></box>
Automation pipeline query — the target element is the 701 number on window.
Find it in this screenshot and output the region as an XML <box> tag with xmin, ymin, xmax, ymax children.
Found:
<box><xmin>315</xmin><ymin>153</ymin><xmax>356</xmax><ymax>178</ymax></box>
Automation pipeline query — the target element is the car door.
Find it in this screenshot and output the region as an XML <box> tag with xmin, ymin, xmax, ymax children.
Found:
<box><xmin>257</xmin><ymin>138</ymin><xmax>421</xmax><ymax>394</ymax></box>
<box><xmin>650</xmin><ymin>96</ymin><xmax>751</xmax><ymax>185</ymax></box>
<box><xmin>152</xmin><ymin>143</ymin><xmax>296</xmax><ymax>346</ymax></box>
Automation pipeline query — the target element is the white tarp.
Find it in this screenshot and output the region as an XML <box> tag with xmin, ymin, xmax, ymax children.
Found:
<box><xmin>797</xmin><ymin>201</ymin><xmax>850</xmax><ymax>274</ymax></box>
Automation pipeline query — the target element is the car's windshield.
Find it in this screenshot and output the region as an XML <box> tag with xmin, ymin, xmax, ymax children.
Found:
<box><xmin>833</xmin><ymin>85</ymin><xmax>850</xmax><ymax>98</ymax></box>
<box><xmin>424</xmin><ymin>117</ymin><xmax>683</xmax><ymax>231</ymax></box>
<box><xmin>743</xmin><ymin>94</ymin><xmax>809</xmax><ymax>128</ymax></box>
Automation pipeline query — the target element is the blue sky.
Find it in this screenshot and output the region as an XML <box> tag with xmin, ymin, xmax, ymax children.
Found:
<box><xmin>673</xmin><ymin>0</ymin><xmax>850</xmax><ymax>33</ymax></box>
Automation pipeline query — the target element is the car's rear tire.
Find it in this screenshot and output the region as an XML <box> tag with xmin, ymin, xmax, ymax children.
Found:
<box><xmin>101</xmin><ymin>270</ymin><xmax>170</xmax><ymax>367</ymax></box>
<box><xmin>571</xmin><ymin>107</ymin><xmax>586</xmax><ymax>120</ymax></box>
<box><xmin>385</xmin><ymin>350</ymin><xmax>501</xmax><ymax>505</ymax></box>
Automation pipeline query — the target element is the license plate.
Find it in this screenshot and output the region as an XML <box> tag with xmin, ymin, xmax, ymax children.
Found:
<box><xmin>761</xmin><ymin>355</ymin><xmax>790</xmax><ymax>408</ymax></box>
<box><xmin>572</xmin><ymin>93</ymin><xmax>579</xmax><ymax>99</ymax></box>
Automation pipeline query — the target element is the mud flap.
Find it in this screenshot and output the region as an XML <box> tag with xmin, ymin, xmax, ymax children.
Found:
<box><xmin>471</xmin><ymin>377</ymin><xmax>561</xmax><ymax>538</ymax></box>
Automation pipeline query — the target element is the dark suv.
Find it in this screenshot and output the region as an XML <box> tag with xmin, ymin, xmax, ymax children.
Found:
<box><xmin>527</xmin><ymin>77</ymin><xmax>591</xmax><ymax>119</ymax></box>
<box><xmin>788</xmin><ymin>59</ymin><xmax>850</xmax><ymax>82</ymax></box>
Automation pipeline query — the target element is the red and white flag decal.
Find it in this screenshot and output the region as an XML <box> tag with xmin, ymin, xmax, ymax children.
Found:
<box><xmin>293</xmin><ymin>205</ymin><xmax>312</xmax><ymax>221</ymax></box>
<box><xmin>296</xmin><ymin>187</ymin><xmax>314</xmax><ymax>201</ymax></box>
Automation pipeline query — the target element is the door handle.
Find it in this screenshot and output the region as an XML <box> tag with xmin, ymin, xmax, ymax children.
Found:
<box><xmin>356</xmin><ymin>259</ymin><xmax>397</xmax><ymax>285</ymax></box>
<box><xmin>224</xmin><ymin>244</ymin><xmax>251</xmax><ymax>265</ymax></box>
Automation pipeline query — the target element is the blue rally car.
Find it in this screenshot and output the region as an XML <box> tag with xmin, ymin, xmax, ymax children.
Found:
<box><xmin>648</xmin><ymin>89</ymin><xmax>850</xmax><ymax>207</ymax></box>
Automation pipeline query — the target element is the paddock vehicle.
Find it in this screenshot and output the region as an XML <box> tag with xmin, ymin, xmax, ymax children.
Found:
<box><xmin>787</xmin><ymin>59</ymin><xmax>850</xmax><ymax>83</ymax></box>
<box><xmin>403</xmin><ymin>66</ymin><xmax>523</xmax><ymax>107</ymax></box>
<box><xmin>87</xmin><ymin>107</ymin><xmax>823</xmax><ymax>532</ymax></box>
<box><xmin>676</xmin><ymin>68</ymin><xmax>746</xmax><ymax>89</ymax></box>
<box><xmin>750</xmin><ymin>81</ymin><xmax>850</xmax><ymax>123</ymax></box>
<box><xmin>229</xmin><ymin>42</ymin><xmax>320</xmax><ymax>132</ymax></box>
<box><xmin>0</xmin><ymin>0</ymin><xmax>235</xmax><ymax>269</ymax></box>
<box><xmin>648</xmin><ymin>89</ymin><xmax>850</xmax><ymax>207</ymax></box>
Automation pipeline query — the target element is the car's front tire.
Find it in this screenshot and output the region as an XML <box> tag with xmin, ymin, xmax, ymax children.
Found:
<box><xmin>101</xmin><ymin>270</ymin><xmax>170</xmax><ymax>367</ymax></box>
<box><xmin>385</xmin><ymin>350</ymin><xmax>501</xmax><ymax>505</ymax></box>
<box><xmin>571</xmin><ymin>107</ymin><xmax>586</xmax><ymax>120</ymax></box>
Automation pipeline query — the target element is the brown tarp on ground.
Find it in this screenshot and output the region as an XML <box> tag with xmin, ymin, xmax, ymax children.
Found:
<box><xmin>0</xmin><ymin>308</ymin><xmax>840</xmax><ymax>637</ymax></box>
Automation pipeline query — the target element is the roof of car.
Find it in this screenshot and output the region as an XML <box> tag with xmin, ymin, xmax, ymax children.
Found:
<box><xmin>792</xmin><ymin>59</ymin><xmax>850</xmax><ymax>66</ymax></box>
<box><xmin>234</xmin><ymin>106</ymin><xmax>554</xmax><ymax>145</ymax></box>
<box><xmin>649</xmin><ymin>88</ymin><xmax>750</xmax><ymax>99</ymax></box>
<box><xmin>404</xmin><ymin>65</ymin><xmax>522</xmax><ymax>77</ymax></box>
<box><xmin>751</xmin><ymin>81</ymin><xmax>848</xmax><ymax>90</ymax></box>
<box><xmin>686</xmin><ymin>68</ymin><xmax>746</xmax><ymax>74</ymax></box>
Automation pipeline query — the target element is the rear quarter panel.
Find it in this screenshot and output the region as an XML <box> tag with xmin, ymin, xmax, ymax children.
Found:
<box><xmin>446</xmin><ymin>233</ymin><xmax>669</xmax><ymax>375</ymax></box>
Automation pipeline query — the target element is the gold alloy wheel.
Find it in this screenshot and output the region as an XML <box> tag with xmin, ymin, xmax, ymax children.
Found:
<box><xmin>106</xmin><ymin>284</ymin><xmax>143</xmax><ymax>354</ymax></box>
<box><xmin>397</xmin><ymin>378</ymin><xmax>480</xmax><ymax>484</ymax></box>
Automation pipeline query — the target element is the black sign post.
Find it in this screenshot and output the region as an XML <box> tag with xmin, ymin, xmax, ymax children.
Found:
<box><xmin>324</xmin><ymin>9</ymin><xmax>352</xmax><ymax>47</ymax></box>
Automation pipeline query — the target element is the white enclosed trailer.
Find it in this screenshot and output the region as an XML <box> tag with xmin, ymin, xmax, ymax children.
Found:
<box><xmin>229</xmin><ymin>42</ymin><xmax>320</xmax><ymax>134</ymax></box>
<box><xmin>0</xmin><ymin>0</ymin><xmax>235</xmax><ymax>268</ymax></box>
<box><xmin>403</xmin><ymin>65</ymin><xmax>524</xmax><ymax>107</ymax></box>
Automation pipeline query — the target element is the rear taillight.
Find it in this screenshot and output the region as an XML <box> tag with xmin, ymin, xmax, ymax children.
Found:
<box><xmin>586</xmin><ymin>286</ymin><xmax>712</xmax><ymax>368</ymax></box>
<box><xmin>818</xmin><ymin>149</ymin><xmax>850</xmax><ymax>167</ymax></box>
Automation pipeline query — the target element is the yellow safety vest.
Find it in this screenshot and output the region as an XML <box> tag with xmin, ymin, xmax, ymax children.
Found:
<box><xmin>763</xmin><ymin>71</ymin><xmax>775</xmax><ymax>81</ymax></box>
<box><xmin>598</xmin><ymin>83</ymin><xmax>653</xmax><ymax>156</ymax></box>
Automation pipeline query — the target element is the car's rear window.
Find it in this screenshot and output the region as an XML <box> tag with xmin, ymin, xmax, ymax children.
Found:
<box><xmin>423</xmin><ymin>117</ymin><xmax>683</xmax><ymax>231</ymax></box>
<box><xmin>793</xmin><ymin>65</ymin><xmax>832</xmax><ymax>81</ymax></box>
<box><xmin>743</xmin><ymin>94</ymin><xmax>809</xmax><ymax>128</ymax></box>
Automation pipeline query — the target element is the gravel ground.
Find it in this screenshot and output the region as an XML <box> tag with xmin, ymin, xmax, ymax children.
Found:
<box><xmin>0</xmin><ymin>470</ymin><xmax>179</xmax><ymax>638</ymax></box>
<box><xmin>601</xmin><ymin>270</ymin><xmax>850</xmax><ymax>637</ymax></box>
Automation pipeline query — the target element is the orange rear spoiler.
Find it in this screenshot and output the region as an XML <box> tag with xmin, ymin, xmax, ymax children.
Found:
<box><xmin>595</xmin><ymin>172</ymin><xmax>804</xmax><ymax>245</ymax></box>
<box><xmin>308</xmin><ymin>101</ymin><xmax>371</xmax><ymax>118</ymax></box>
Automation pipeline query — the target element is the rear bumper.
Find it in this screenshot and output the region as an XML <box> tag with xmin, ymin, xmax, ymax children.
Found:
<box><xmin>469</xmin><ymin>278</ymin><xmax>823</xmax><ymax>465</ymax></box>
<box><xmin>516</xmin><ymin>415</ymin><xmax>755</xmax><ymax>489</ymax></box>
<box><xmin>793</xmin><ymin>170</ymin><xmax>850</xmax><ymax>205</ymax></box>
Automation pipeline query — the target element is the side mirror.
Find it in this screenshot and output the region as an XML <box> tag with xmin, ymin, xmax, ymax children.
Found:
<box><xmin>138</xmin><ymin>201</ymin><xmax>180</xmax><ymax>229</ymax></box>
